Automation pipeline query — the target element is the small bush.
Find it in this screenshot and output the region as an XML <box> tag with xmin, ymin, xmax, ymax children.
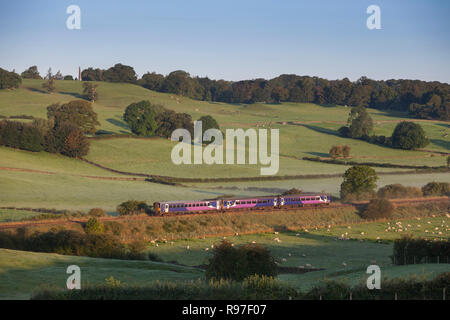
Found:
<box><xmin>422</xmin><ymin>182</ymin><xmax>450</xmax><ymax>196</ymax></box>
<box><xmin>104</xmin><ymin>221</ymin><xmax>125</xmax><ymax>236</ymax></box>
<box><xmin>117</xmin><ymin>200</ymin><xmax>149</xmax><ymax>215</ymax></box>
<box><xmin>205</xmin><ymin>240</ymin><xmax>277</xmax><ymax>281</ymax></box>
<box><xmin>84</xmin><ymin>217</ymin><xmax>104</xmax><ymax>234</ymax></box>
<box><xmin>377</xmin><ymin>184</ymin><xmax>422</xmax><ymax>199</ymax></box>
<box><xmin>360</xmin><ymin>198</ymin><xmax>394</xmax><ymax>220</ymax></box>
<box><xmin>88</xmin><ymin>208</ymin><xmax>106</xmax><ymax>217</ymax></box>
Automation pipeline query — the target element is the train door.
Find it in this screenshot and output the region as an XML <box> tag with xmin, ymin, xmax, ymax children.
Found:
<box><xmin>273</xmin><ymin>198</ymin><xmax>277</xmax><ymax>206</ymax></box>
<box><xmin>164</xmin><ymin>203</ymin><xmax>169</xmax><ymax>213</ymax></box>
<box><xmin>280</xmin><ymin>197</ymin><xmax>285</xmax><ymax>206</ymax></box>
<box><xmin>216</xmin><ymin>200</ymin><xmax>221</xmax><ymax>210</ymax></box>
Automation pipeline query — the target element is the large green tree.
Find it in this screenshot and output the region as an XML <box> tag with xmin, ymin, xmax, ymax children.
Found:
<box><xmin>391</xmin><ymin>121</ymin><xmax>429</xmax><ymax>150</ymax></box>
<box><xmin>47</xmin><ymin>100</ymin><xmax>100</xmax><ymax>135</ymax></box>
<box><xmin>347</xmin><ymin>106</ymin><xmax>373</xmax><ymax>138</ymax></box>
<box><xmin>340</xmin><ymin>165</ymin><xmax>378</xmax><ymax>200</ymax></box>
<box><xmin>123</xmin><ymin>100</ymin><xmax>160</xmax><ymax>136</ymax></box>
<box><xmin>102</xmin><ymin>63</ymin><xmax>137</xmax><ymax>83</ymax></box>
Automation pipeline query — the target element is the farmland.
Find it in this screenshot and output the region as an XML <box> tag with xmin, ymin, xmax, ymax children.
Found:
<box><xmin>0</xmin><ymin>213</ymin><xmax>448</xmax><ymax>299</ymax></box>
<box><xmin>0</xmin><ymin>79</ymin><xmax>449</xmax><ymax>300</ymax></box>
<box><xmin>0</xmin><ymin>79</ymin><xmax>448</xmax><ymax>212</ymax></box>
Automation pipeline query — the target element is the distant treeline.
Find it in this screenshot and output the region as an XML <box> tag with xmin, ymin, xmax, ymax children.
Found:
<box><xmin>80</xmin><ymin>63</ymin><xmax>449</xmax><ymax>121</ymax></box>
<box><xmin>2</xmin><ymin>64</ymin><xmax>448</xmax><ymax>120</ymax></box>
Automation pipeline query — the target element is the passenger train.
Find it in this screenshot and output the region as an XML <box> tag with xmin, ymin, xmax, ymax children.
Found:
<box><xmin>153</xmin><ymin>193</ymin><xmax>330</xmax><ymax>215</ymax></box>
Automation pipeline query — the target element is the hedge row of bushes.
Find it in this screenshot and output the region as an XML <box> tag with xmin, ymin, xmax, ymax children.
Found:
<box><xmin>392</xmin><ymin>236</ymin><xmax>450</xmax><ymax>265</ymax></box>
<box><xmin>377</xmin><ymin>184</ymin><xmax>423</xmax><ymax>199</ymax></box>
<box><xmin>0</xmin><ymin>229</ymin><xmax>149</xmax><ymax>260</ymax></box>
<box><xmin>32</xmin><ymin>273</ymin><xmax>450</xmax><ymax>300</ymax></box>
<box><xmin>303</xmin><ymin>156</ymin><xmax>445</xmax><ymax>170</ymax></box>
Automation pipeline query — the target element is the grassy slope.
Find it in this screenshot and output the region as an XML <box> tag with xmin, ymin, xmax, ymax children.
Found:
<box><xmin>1</xmin><ymin>79</ymin><xmax>448</xmax><ymax>179</ymax></box>
<box><xmin>0</xmin><ymin>249</ymin><xmax>202</xmax><ymax>300</ymax></box>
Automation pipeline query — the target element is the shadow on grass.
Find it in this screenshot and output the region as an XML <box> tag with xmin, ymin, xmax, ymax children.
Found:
<box><xmin>59</xmin><ymin>91</ymin><xmax>85</xmax><ymax>99</ymax></box>
<box><xmin>107</xmin><ymin>118</ymin><xmax>130</xmax><ymax>131</ymax></box>
<box><xmin>430</xmin><ymin>139</ymin><xmax>450</xmax><ymax>151</ymax></box>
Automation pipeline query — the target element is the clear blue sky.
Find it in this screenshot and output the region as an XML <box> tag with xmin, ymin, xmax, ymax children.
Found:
<box><xmin>0</xmin><ymin>0</ymin><xmax>449</xmax><ymax>83</ymax></box>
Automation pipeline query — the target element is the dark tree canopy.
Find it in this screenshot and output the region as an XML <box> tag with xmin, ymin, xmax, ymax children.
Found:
<box><xmin>340</xmin><ymin>165</ymin><xmax>378</xmax><ymax>200</ymax></box>
<box><xmin>21</xmin><ymin>66</ymin><xmax>42</xmax><ymax>79</ymax></box>
<box><xmin>52</xmin><ymin>123</ymin><xmax>90</xmax><ymax>158</ymax></box>
<box><xmin>81</xmin><ymin>67</ymin><xmax>104</xmax><ymax>81</ymax></box>
<box><xmin>47</xmin><ymin>100</ymin><xmax>100</xmax><ymax>135</ymax></box>
<box><xmin>80</xmin><ymin>63</ymin><xmax>450</xmax><ymax>120</ymax></box>
<box><xmin>0</xmin><ymin>68</ymin><xmax>21</xmax><ymax>89</ymax></box>
<box><xmin>104</xmin><ymin>64</ymin><xmax>137</xmax><ymax>83</ymax></box>
<box><xmin>138</xmin><ymin>72</ymin><xmax>165</xmax><ymax>91</ymax></box>
<box><xmin>391</xmin><ymin>121</ymin><xmax>429</xmax><ymax>150</ymax></box>
<box><xmin>198</xmin><ymin>115</ymin><xmax>220</xmax><ymax>134</ymax></box>
<box><xmin>205</xmin><ymin>240</ymin><xmax>277</xmax><ymax>281</ymax></box>
<box><xmin>123</xmin><ymin>100</ymin><xmax>159</xmax><ymax>136</ymax></box>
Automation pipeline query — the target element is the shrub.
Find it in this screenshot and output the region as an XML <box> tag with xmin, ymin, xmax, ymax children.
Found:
<box><xmin>205</xmin><ymin>240</ymin><xmax>277</xmax><ymax>281</ymax></box>
<box><xmin>127</xmin><ymin>240</ymin><xmax>148</xmax><ymax>260</ymax></box>
<box><xmin>329</xmin><ymin>145</ymin><xmax>343</xmax><ymax>158</ymax></box>
<box><xmin>88</xmin><ymin>208</ymin><xmax>106</xmax><ymax>217</ymax></box>
<box><xmin>338</xmin><ymin>126</ymin><xmax>351</xmax><ymax>138</ymax></box>
<box><xmin>377</xmin><ymin>184</ymin><xmax>422</xmax><ymax>199</ymax></box>
<box><xmin>0</xmin><ymin>68</ymin><xmax>21</xmax><ymax>89</ymax></box>
<box><xmin>360</xmin><ymin>198</ymin><xmax>394</xmax><ymax>220</ymax></box>
<box><xmin>342</xmin><ymin>145</ymin><xmax>351</xmax><ymax>158</ymax></box>
<box><xmin>104</xmin><ymin>221</ymin><xmax>125</xmax><ymax>236</ymax></box>
<box><xmin>84</xmin><ymin>217</ymin><xmax>105</xmax><ymax>234</ymax></box>
<box><xmin>117</xmin><ymin>200</ymin><xmax>149</xmax><ymax>215</ymax></box>
<box><xmin>422</xmin><ymin>182</ymin><xmax>450</xmax><ymax>196</ymax></box>
<box><xmin>391</xmin><ymin>121</ymin><xmax>429</xmax><ymax>150</ymax></box>
<box><xmin>198</xmin><ymin>115</ymin><xmax>220</xmax><ymax>134</ymax></box>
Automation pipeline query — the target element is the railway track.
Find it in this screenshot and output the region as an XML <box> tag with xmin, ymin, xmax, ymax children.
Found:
<box><xmin>0</xmin><ymin>197</ymin><xmax>447</xmax><ymax>231</ymax></box>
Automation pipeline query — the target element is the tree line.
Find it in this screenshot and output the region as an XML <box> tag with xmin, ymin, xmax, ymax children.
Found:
<box><xmin>2</xmin><ymin>64</ymin><xmax>449</xmax><ymax>121</ymax></box>
<box><xmin>80</xmin><ymin>64</ymin><xmax>449</xmax><ymax>121</ymax></box>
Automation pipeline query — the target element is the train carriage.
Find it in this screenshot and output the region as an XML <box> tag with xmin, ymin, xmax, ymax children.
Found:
<box><xmin>154</xmin><ymin>199</ymin><xmax>221</xmax><ymax>215</ymax></box>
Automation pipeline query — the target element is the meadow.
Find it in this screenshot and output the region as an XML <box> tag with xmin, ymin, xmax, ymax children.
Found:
<box><xmin>0</xmin><ymin>79</ymin><xmax>448</xmax><ymax>300</ymax></box>
<box><xmin>1</xmin><ymin>212</ymin><xmax>448</xmax><ymax>299</ymax></box>
<box><xmin>0</xmin><ymin>249</ymin><xmax>202</xmax><ymax>300</ymax></box>
<box><xmin>0</xmin><ymin>79</ymin><xmax>448</xmax><ymax>213</ymax></box>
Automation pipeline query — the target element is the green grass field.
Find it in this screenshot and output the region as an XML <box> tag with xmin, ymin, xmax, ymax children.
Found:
<box><xmin>0</xmin><ymin>79</ymin><xmax>448</xmax><ymax>213</ymax></box>
<box><xmin>0</xmin><ymin>249</ymin><xmax>202</xmax><ymax>300</ymax></box>
<box><xmin>0</xmin><ymin>79</ymin><xmax>448</xmax><ymax>299</ymax></box>
<box><xmin>1</xmin><ymin>213</ymin><xmax>448</xmax><ymax>299</ymax></box>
